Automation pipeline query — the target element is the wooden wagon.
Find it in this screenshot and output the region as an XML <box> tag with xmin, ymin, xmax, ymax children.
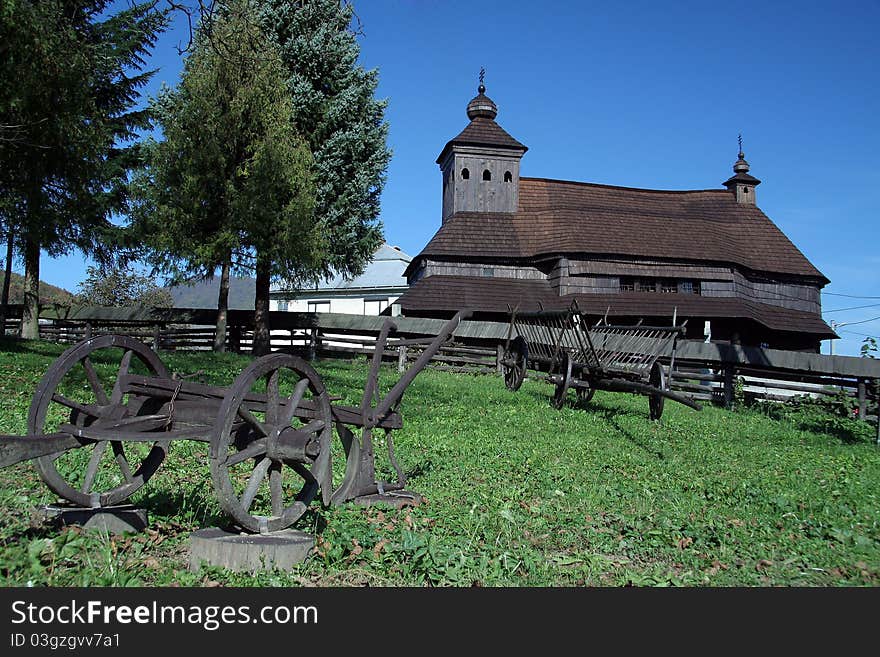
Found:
<box><xmin>501</xmin><ymin>303</ymin><xmax>701</xmax><ymax>419</ymax></box>
<box><xmin>0</xmin><ymin>312</ymin><xmax>469</xmax><ymax>534</ymax></box>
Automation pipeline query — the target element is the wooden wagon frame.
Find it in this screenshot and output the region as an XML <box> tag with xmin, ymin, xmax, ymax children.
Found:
<box><xmin>501</xmin><ymin>302</ymin><xmax>701</xmax><ymax>419</ymax></box>
<box><xmin>0</xmin><ymin>312</ymin><xmax>470</xmax><ymax>534</ymax></box>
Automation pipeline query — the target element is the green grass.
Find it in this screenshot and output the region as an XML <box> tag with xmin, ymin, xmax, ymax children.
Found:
<box><xmin>0</xmin><ymin>337</ymin><xmax>878</xmax><ymax>587</ymax></box>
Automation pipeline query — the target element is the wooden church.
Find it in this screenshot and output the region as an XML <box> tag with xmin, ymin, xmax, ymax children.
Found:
<box><xmin>395</xmin><ymin>81</ymin><xmax>835</xmax><ymax>352</ymax></box>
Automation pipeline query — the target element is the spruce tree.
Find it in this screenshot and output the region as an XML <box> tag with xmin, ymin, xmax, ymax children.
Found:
<box><xmin>131</xmin><ymin>0</ymin><xmax>317</xmax><ymax>354</ymax></box>
<box><xmin>0</xmin><ymin>1</ymin><xmax>165</xmax><ymax>338</ymax></box>
<box><xmin>261</xmin><ymin>0</ymin><xmax>391</xmax><ymax>286</ymax></box>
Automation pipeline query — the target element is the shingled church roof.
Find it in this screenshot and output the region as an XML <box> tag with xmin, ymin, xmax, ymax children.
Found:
<box><xmin>410</xmin><ymin>177</ymin><xmax>827</xmax><ymax>282</ymax></box>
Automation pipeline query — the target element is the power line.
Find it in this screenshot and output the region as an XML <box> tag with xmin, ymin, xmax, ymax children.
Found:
<box><xmin>823</xmin><ymin>292</ymin><xmax>880</xmax><ymax>299</ymax></box>
<box><xmin>832</xmin><ymin>315</ymin><xmax>880</xmax><ymax>328</ymax></box>
<box><xmin>839</xmin><ymin>329</ymin><xmax>878</xmax><ymax>338</ymax></box>
<box><xmin>823</xmin><ymin>302</ymin><xmax>880</xmax><ymax>313</ymax></box>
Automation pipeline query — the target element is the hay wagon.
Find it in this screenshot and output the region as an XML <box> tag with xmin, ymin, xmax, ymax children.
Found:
<box><xmin>501</xmin><ymin>304</ymin><xmax>700</xmax><ymax>419</ymax></box>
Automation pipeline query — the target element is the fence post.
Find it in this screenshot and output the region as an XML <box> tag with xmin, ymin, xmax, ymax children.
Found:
<box><xmin>722</xmin><ymin>365</ymin><xmax>735</xmax><ymax>410</ymax></box>
<box><xmin>308</xmin><ymin>328</ymin><xmax>318</xmax><ymax>362</ymax></box>
<box><xmin>153</xmin><ymin>324</ymin><xmax>161</xmax><ymax>352</ymax></box>
<box><xmin>230</xmin><ymin>325</ymin><xmax>241</xmax><ymax>354</ymax></box>
<box><xmin>858</xmin><ymin>378</ymin><xmax>866</xmax><ymax>421</ymax></box>
<box><xmin>84</xmin><ymin>322</ymin><xmax>92</xmax><ymax>340</ymax></box>
<box><xmin>398</xmin><ymin>344</ymin><xmax>407</xmax><ymax>373</ymax></box>
<box><xmin>496</xmin><ymin>343</ymin><xmax>504</xmax><ymax>375</ymax></box>
<box><xmin>875</xmin><ymin>379</ymin><xmax>880</xmax><ymax>446</ymax></box>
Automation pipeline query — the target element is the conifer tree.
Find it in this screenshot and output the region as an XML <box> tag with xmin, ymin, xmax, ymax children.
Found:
<box><xmin>0</xmin><ymin>1</ymin><xmax>165</xmax><ymax>338</ymax></box>
<box><xmin>131</xmin><ymin>0</ymin><xmax>317</xmax><ymax>354</ymax></box>
<box><xmin>260</xmin><ymin>0</ymin><xmax>391</xmax><ymax>286</ymax></box>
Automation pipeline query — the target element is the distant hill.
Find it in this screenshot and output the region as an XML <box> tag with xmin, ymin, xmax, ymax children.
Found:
<box><xmin>0</xmin><ymin>272</ymin><xmax>75</xmax><ymax>305</ymax></box>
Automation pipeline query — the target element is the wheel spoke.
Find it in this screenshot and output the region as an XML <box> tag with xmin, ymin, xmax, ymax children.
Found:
<box><xmin>111</xmin><ymin>442</ymin><xmax>134</xmax><ymax>482</ymax></box>
<box><xmin>81</xmin><ymin>441</ymin><xmax>108</xmax><ymax>493</ymax></box>
<box><xmin>280</xmin><ymin>378</ymin><xmax>311</xmax><ymax>426</ymax></box>
<box><xmin>110</xmin><ymin>350</ymin><xmax>133</xmax><ymax>404</ymax></box>
<box><xmin>51</xmin><ymin>393</ymin><xmax>100</xmax><ymax>418</ymax></box>
<box><xmin>81</xmin><ymin>357</ymin><xmax>110</xmax><ymax>406</ymax></box>
<box><xmin>298</xmin><ymin>418</ymin><xmax>326</xmax><ymax>435</ymax></box>
<box><xmin>269</xmin><ymin>463</ymin><xmax>283</xmax><ymax>516</ymax></box>
<box><xmin>225</xmin><ymin>438</ymin><xmax>268</xmax><ymax>467</ymax></box>
<box><xmin>240</xmin><ymin>457</ymin><xmax>271</xmax><ymax>512</ymax></box>
<box><xmin>237</xmin><ymin>406</ymin><xmax>269</xmax><ymax>437</ymax></box>
<box><xmin>266</xmin><ymin>370</ymin><xmax>280</xmax><ymax>424</ymax></box>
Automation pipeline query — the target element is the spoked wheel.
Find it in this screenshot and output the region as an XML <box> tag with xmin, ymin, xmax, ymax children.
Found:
<box><xmin>27</xmin><ymin>335</ymin><xmax>170</xmax><ymax>507</ymax></box>
<box><xmin>210</xmin><ymin>353</ymin><xmax>333</xmax><ymax>533</ymax></box>
<box><xmin>551</xmin><ymin>352</ymin><xmax>573</xmax><ymax>410</ymax></box>
<box><xmin>502</xmin><ymin>336</ymin><xmax>527</xmax><ymax>392</ymax></box>
<box><xmin>649</xmin><ymin>362</ymin><xmax>666</xmax><ymax>421</ymax></box>
<box><xmin>575</xmin><ymin>379</ymin><xmax>596</xmax><ymax>406</ymax></box>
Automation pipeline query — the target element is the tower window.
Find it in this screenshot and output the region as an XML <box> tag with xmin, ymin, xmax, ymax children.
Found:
<box><xmin>504</xmin><ymin>170</ymin><xmax>513</xmax><ymax>182</ymax></box>
<box><xmin>461</xmin><ymin>168</ymin><xmax>469</xmax><ymax>180</ymax></box>
<box><xmin>482</xmin><ymin>169</ymin><xmax>491</xmax><ymax>181</ymax></box>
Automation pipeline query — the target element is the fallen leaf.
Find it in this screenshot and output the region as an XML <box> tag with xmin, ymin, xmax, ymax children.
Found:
<box><xmin>755</xmin><ymin>559</ymin><xmax>774</xmax><ymax>571</ymax></box>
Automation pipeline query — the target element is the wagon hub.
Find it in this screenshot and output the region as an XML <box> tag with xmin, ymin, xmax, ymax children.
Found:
<box><xmin>266</xmin><ymin>426</ymin><xmax>320</xmax><ymax>464</ymax></box>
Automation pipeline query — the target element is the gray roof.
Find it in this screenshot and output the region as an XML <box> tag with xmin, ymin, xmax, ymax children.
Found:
<box><xmin>272</xmin><ymin>243</ymin><xmax>412</xmax><ymax>294</ymax></box>
<box><xmin>167</xmin><ymin>244</ymin><xmax>411</xmax><ymax>308</ymax></box>
<box><xmin>168</xmin><ymin>276</ymin><xmax>255</xmax><ymax>310</ymax></box>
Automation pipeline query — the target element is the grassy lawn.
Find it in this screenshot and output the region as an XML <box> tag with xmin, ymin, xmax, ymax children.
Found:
<box><xmin>0</xmin><ymin>337</ymin><xmax>878</xmax><ymax>587</ymax></box>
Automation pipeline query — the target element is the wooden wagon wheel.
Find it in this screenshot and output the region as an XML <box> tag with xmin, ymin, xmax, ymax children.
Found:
<box><xmin>575</xmin><ymin>378</ymin><xmax>596</xmax><ymax>406</ymax></box>
<box><xmin>502</xmin><ymin>336</ymin><xmax>528</xmax><ymax>392</ymax></box>
<box><xmin>551</xmin><ymin>352</ymin><xmax>573</xmax><ymax>410</ymax></box>
<box><xmin>649</xmin><ymin>362</ymin><xmax>666</xmax><ymax>421</ymax></box>
<box><xmin>27</xmin><ymin>334</ymin><xmax>170</xmax><ymax>507</ymax></box>
<box><xmin>210</xmin><ymin>353</ymin><xmax>333</xmax><ymax>533</ymax></box>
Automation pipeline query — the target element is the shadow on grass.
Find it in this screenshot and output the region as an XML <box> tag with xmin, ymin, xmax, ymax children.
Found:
<box><xmin>136</xmin><ymin>488</ymin><xmax>224</xmax><ymax>529</ymax></box>
<box><xmin>791</xmin><ymin>416</ymin><xmax>875</xmax><ymax>445</ymax></box>
<box><xmin>0</xmin><ymin>336</ymin><xmax>68</xmax><ymax>358</ymax></box>
<box><xmin>751</xmin><ymin>402</ymin><xmax>876</xmax><ymax>446</ymax></box>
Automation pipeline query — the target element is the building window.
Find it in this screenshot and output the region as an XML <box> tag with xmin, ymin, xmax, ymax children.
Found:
<box><xmin>504</xmin><ymin>171</ymin><xmax>513</xmax><ymax>182</ymax></box>
<box><xmin>308</xmin><ymin>300</ymin><xmax>330</xmax><ymax>313</ymax></box>
<box><xmin>461</xmin><ymin>168</ymin><xmax>469</xmax><ymax>180</ymax></box>
<box><xmin>482</xmin><ymin>169</ymin><xmax>491</xmax><ymax>181</ymax></box>
<box><xmin>635</xmin><ymin>278</ymin><xmax>657</xmax><ymax>293</ymax></box>
<box><xmin>277</xmin><ymin>300</ymin><xmax>289</xmax><ymax>312</ymax></box>
<box><xmin>364</xmin><ymin>298</ymin><xmax>388</xmax><ymax>315</ymax></box>
<box><xmin>622</xmin><ymin>277</ymin><xmax>702</xmax><ymax>294</ymax></box>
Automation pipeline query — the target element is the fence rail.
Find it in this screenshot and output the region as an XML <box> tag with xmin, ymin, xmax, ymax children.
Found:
<box><xmin>1</xmin><ymin>304</ymin><xmax>878</xmax><ymax>440</ymax></box>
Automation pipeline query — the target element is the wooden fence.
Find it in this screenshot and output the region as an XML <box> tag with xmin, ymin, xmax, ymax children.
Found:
<box><xmin>2</xmin><ymin>304</ymin><xmax>879</xmax><ymax>440</ymax></box>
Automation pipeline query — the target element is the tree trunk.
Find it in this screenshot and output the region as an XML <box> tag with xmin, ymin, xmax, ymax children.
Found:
<box><xmin>0</xmin><ymin>229</ymin><xmax>13</xmax><ymax>335</ymax></box>
<box><xmin>213</xmin><ymin>257</ymin><xmax>231</xmax><ymax>352</ymax></box>
<box><xmin>20</xmin><ymin>237</ymin><xmax>40</xmax><ymax>340</ymax></box>
<box><xmin>252</xmin><ymin>254</ymin><xmax>271</xmax><ymax>356</ymax></box>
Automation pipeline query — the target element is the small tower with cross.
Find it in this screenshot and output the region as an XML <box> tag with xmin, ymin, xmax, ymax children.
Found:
<box><xmin>436</xmin><ymin>70</ymin><xmax>528</xmax><ymax>223</ymax></box>
<box><xmin>723</xmin><ymin>135</ymin><xmax>761</xmax><ymax>206</ymax></box>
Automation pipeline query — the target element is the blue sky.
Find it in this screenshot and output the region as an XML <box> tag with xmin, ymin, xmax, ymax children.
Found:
<box><xmin>34</xmin><ymin>0</ymin><xmax>880</xmax><ymax>356</ymax></box>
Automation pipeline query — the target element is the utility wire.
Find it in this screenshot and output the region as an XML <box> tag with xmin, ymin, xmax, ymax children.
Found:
<box><xmin>839</xmin><ymin>329</ymin><xmax>878</xmax><ymax>338</ymax></box>
<box><xmin>823</xmin><ymin>302</ymin><xmax>880</xmax><ymax>314</ymax></box>
<box><xmin>823</xmin><ymin>292</ymin><xmax>880</xmax><ymax>299</ymax></box>
<box><xmin>832</xmin><ymin>315</ymin><xmax>880</xmax><ymax>327</ymax></box>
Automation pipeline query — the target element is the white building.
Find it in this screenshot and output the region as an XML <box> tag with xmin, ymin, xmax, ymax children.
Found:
<box><xmin>270</xmin><ymin>243</ymin><xmax>411</xmax><ymax>316</ymax></box>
